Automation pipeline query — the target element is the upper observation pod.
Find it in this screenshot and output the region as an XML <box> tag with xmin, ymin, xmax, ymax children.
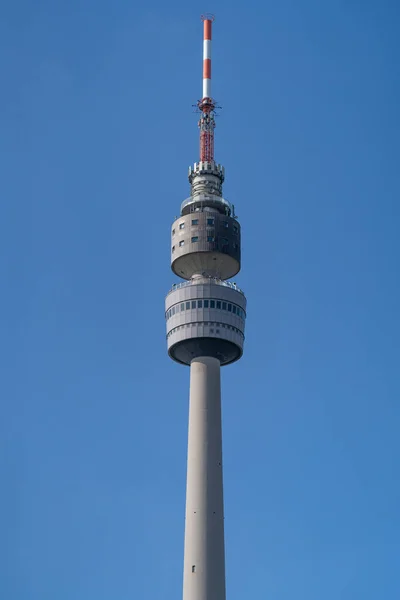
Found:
<box><xmin>170</xmin><ymin>163</ymin><xmax>241</xmax><ymax>280</ymax></box>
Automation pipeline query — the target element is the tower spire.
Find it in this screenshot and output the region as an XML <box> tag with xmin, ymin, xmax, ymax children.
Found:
<box><xmin>198</xmin><ymin>15</ymin><xmax>216</xmax><ymax>163</ymax></box>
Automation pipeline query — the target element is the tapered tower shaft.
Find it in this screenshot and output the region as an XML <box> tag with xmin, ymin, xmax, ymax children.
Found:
<box><xmin>183</xmin><ymin>357</ymin><xmax>226</xmax><ymax>600</ymax></box>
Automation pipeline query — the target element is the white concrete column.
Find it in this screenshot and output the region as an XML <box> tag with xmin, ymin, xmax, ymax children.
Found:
<box><xmin>183</xmin><ymin>356</ymin><xmax>226</xmax><ymax>600</ymax></box>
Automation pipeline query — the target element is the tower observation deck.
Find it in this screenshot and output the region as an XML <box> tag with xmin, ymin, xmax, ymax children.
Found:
<box><xmin>165</xmin><ymin>16</ymin><xmax>246</xmax><ymax>600</ymax></box>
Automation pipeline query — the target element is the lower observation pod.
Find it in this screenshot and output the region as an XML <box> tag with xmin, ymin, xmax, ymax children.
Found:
<box><xmin>165</xmin><ymin>276</ymin><xmax>246</xmax><ymax>366</ymax></box>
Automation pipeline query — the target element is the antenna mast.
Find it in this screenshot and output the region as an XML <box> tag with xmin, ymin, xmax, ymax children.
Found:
<box><xmin>198</xmin><ymin>14</ymin><xmax>216</xmax><ymax>162</ymax></box>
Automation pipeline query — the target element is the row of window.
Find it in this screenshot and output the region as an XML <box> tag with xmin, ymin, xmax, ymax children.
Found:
<box><xmin>167</xmin><ymin>322</ymin><xmax>244</xmax><ymax>339</ymax></box>
<box><xmin>172</xmin><ymin>220</ymin><xmax>239</xmax><ymax>234</ymax></box>
<box><xmin>172</xmin><ymin>238</ymin><xmax>239</xmax><ymax>251</ymax></box>
<box><xmin>166</xmin><ymin>299</ymin><xmax>246</xmax><ymax>320</ymax></box>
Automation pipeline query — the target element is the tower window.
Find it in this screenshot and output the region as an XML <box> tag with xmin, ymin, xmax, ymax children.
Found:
<box><xmin>186</xmin><ymin>301</ymin><xmax>190</xmax><ymax>310</ymax></box>
<box><xmin>179</xmin><ymin>240</ymin><xmax>184</xmax><ymax>247</ymax></box>
<box><xmin>198</xmin><ymin>300</ymin><xmax>202</xmax><ymax>308</ymax></box>
<box><xmin>216</xmin><ymin>301</ymin><xmax>221</xmax><ymax>309</ymax></box>
<box><xmin>172</xmin><ymin>246</ymin><xmax>175</xmax><ymax>252</ymax></box>
<box><xmin>179</xmin><ymin>223</ymin><xmax>185</xmax><ymax>229</ymax></box>
<box><xmin>222</xmin><ymin>302</ymin><xmax>227</xmax><ymax>310</ymax></box>
<box><xmin>228</xmin><ymin>304</ymin><xmax>232</xmax><ymax>312</ymax></box>
<box><xmin>204</xmin><ymin>300</ymin><xmax>209</xmax><ymax>308</ymax></box>
<box><xmin>207</xmin><ymin>218</ymin><xmax>214</xmax><ymax>226</ymax></box>
<box><xmin>207</xmin><ymin>236</ymin><xmax>214</xmax><ymax>242</ymax></box>
<box><xmin>222</xmin><ymin>221</ymin><xmax>228</xmax><ymax>228</ymax></box>
<box><xmin>192</xmin><ymin>219</ymin><xmax>199</xmax><ymax>225</ymax></box>
<box><xmin>191</xmin><ymin>236</ymin><xmax>199</xmax><ymax>243</ymax></box>
<box><xmin>172</xmin><ymin>229</ymin><xmax>175</xmax><ymax>235</ymax></box>
<box><xmin>191</xmin><ymin>301</ymin><xmax>196</xmax><ymax>309</ymax></box>
<box><xmin>181</xmin><ymin>303</ymin><xmax>185</xmax><ymax>311</ymax></box>
<box><xmin>233</xmin><ymin>305</ymin><xmax>237</xmax><ymax>314</ymax></box>
<box><xmin>210</xmin><ymin>300</ymin><xmax>215</xmax><ymax>308</ymax></box>
<box><xmin>192</xmin><ymin>566</ymin><xmax>196</xmax><ymax>573</ymax></box>
<box><xmin>233</xmin><ymin>225</ymin><xmax>238</xmax><ymax>233</ymax></box>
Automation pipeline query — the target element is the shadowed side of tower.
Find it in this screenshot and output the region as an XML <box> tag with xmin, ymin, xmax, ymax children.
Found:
<box><xmin>165</xmin><ymin>16</ymin><xmax>246</xmax><ymax>600</ymax></box>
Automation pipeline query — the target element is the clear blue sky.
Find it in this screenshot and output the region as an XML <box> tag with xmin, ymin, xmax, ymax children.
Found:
<box><xmin>1</xmin><ymin>1</ymin><xmax>399</xmax><ymax>598</ymax></box>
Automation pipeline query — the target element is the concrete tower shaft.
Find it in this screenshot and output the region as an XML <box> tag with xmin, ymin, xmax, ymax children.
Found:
<box><xmin>183</xmin><ymin>357</ymin><xmax>225</xmax><ymax>600</ymax></box>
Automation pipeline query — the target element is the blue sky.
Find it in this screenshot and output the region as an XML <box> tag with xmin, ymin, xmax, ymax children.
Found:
<box><xmin>1</xmin><ymin>1</ymin><xmax>399</xmax><ymax>598</ymax></box>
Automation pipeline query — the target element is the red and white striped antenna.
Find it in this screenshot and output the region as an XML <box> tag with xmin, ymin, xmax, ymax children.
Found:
<box><xmin>198</xmin><ymin>14</ymin><xmax>216</xmax><ymax>163</ymax></box>
<box><xmin>202</xmin><ymin>13</ymin><xmax>214</xmax><ymax>100</ymax></box>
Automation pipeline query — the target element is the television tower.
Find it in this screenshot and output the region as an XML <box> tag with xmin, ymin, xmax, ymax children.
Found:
<box><xmin>165</xmin><ymin>15</ymin><xmax>246</xmax><ymax>600</ymax></box>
